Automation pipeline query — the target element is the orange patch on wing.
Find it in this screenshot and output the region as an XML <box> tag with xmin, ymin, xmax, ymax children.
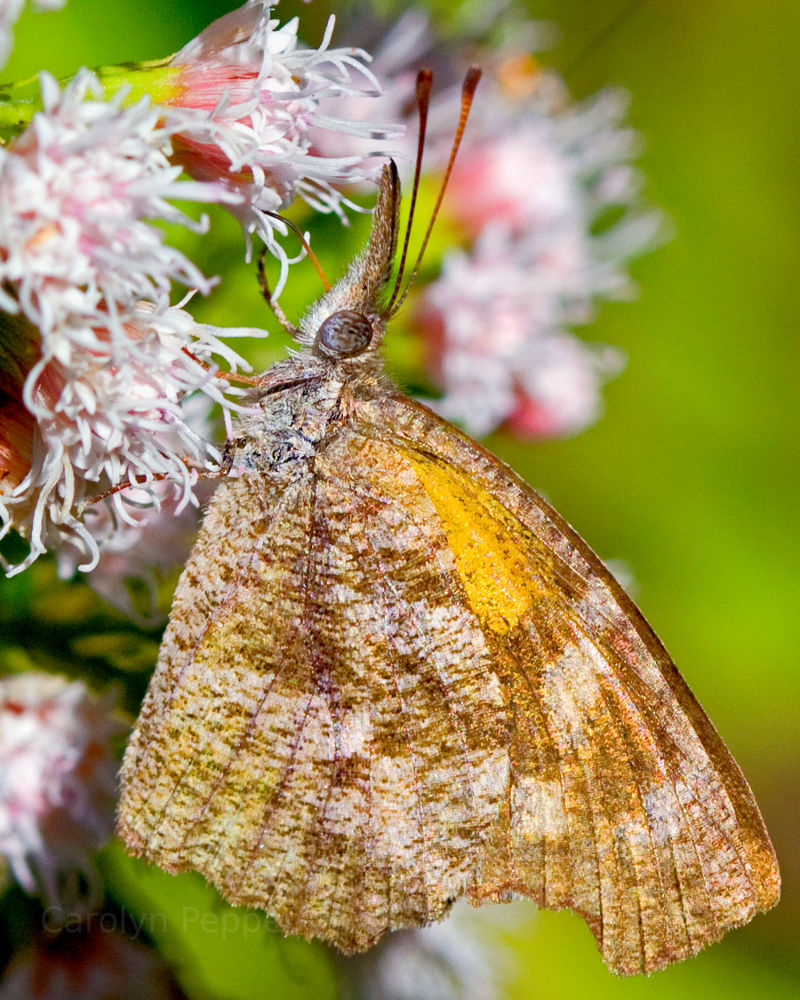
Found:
<box><xmin>404</xmin><ymin>450</ymin><xmax>538</xmax><ymax>634</ymax></box>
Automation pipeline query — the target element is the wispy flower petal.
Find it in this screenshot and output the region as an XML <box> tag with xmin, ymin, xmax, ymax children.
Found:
<box><xmin>0</xmin><ymin>70</ymin><xmax>264</xmax><ymax>572</ymax></box>
<box><xmin>159</xmin><ymin>0</ymin><xmax>400</xmax><ymax>280</ymax></box>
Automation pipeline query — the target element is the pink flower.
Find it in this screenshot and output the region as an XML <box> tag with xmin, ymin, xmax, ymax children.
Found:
<box><xmin>159</xmin><ymin>0</ymin><xmax>398</xmax><ymax>276</ymax></box>
<box><xmin>316</xmin><ymin>12</ymin><xmax>657</xmax><ymax>441</ymax></box>
<box><xmin>0</xmin><ymin>672</ymin><xmax>125</xmax><ymax>914</ymax></box>
<box><xmin>0</xmin><ymin>297</ymin><xmax>261</xmax><ymax>574</ymax></box>
<box><xmin>408</xmin><ymin>51</ymin><xmax>658</xmax><ymax>439</ymax></box>
<box><xmin>0</xmin><ymin>70</ymin><xmax>264</xmax><ymax>572</ymax></box>
<box><xmin>416</xmin><ymin>227</ymin><xmax>625</xmax><ymax>439</ymax></box>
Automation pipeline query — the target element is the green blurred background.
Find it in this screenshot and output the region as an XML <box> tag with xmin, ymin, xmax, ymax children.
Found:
<box><xmin>1</xmin><ymin>1</ymin><xmax>798</xmax><ymax>997</ymax></box>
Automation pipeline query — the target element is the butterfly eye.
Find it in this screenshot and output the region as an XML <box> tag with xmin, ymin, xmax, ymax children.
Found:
<box><xmin>315</xmin><ymin>310</ymin><xmax>373</xmax><ymax>359</ymax></box>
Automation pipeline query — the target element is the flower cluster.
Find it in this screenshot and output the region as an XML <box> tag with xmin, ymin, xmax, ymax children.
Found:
<box><xmin>0</xmin><ymin>672</ymin><xmax>124</xmax><ymax>913</ymax></box>
<box><xmin>418</xmin><ymin>67</ymin><xmax>657</xmax><ymax>438</ymax></box>
<box><xmin>0</xmin><ymin>1</ymin><xmax>396</xmax><ymax>573</ymax></box>
<box><xmin>0</xmin><ymin>70</ymin><xmax>260</xmax><ymax>572</ymax></box>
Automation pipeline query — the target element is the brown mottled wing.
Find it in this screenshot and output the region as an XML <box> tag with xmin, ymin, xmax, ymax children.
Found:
<box><xmin>118</xmin><ymin>393</ymin><xmax>780</xmax><ymax>975</ymax></box>
<box><xmin>118</xmin><ymin>454</ymin><xmax>511</xmax><ymax>950</ymax></box>
<box><xmin>336</xmin><ymin>391</ymin><xmax>780</xmax><ymax>974</ymax></box>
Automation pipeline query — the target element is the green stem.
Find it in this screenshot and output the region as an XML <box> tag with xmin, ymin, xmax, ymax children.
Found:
<box><xmin>0</xmin><ymin>57</ymin><xmax>184</xmax><ymax>146</ymax></box>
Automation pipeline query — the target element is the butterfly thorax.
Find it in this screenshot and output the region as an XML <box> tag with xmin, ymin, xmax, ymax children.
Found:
<box><xmin>223</xmin><ymin>351</ymin><xmax>390</xmax><ymax>473</ymax></box>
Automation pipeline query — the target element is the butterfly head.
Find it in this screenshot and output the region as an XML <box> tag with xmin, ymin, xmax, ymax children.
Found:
<box><xmin>297</xmin><ymin>160</ymin><xmax>401</xmax><ymax>370</ymax></box>
<box><xmin>277</xmin><ymin>67</ymin><xmax>479</xmax><ymax>380</ymax></box>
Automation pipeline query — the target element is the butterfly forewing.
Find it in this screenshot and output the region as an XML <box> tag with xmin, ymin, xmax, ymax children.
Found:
<box><xmin>119</xmin><ymin>383</ymin><xmax>779</xmax><ymax>975</ymax></box>
<box><xmin>350</xmin><ymin>392</ymin><xmax>780</xmax><ymax>972</ymax></box>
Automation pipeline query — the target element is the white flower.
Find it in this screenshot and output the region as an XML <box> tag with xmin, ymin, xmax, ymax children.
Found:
<box><xmin>162</xmin><ymin>0</ymin><xmax>400</xmax><ymax>280</ymax></box>
<box><xmin>0</xmin><ymin>70</ymin><xmax>264</xmax><ymax>573</ymax></box>
<box><xmin>0</xmin><ymin>672</ymin><xmax>124</xmax><ymax>914</ymax></box>
<box><xmin>0</xmin><ymin>70</ymin><xmax>220</xmax><ymax>339</ymax></box>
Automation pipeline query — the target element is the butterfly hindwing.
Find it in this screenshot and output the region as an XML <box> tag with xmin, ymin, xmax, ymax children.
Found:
<box><xmin>118</xmin><ymin>445</ymin><xmax>512</xmax><ymax>950</ymax></box>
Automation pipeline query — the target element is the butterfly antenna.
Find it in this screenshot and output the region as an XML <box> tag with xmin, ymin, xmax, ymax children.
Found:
<box><xmin>387</xmin><ymin>66</ymin><xmax>482</xmax><ymax>319</ymax></box>
<box><xmin>384</xmin><ymin>68</ymin><xmax>433</xmax><ymax>316</ymax></box>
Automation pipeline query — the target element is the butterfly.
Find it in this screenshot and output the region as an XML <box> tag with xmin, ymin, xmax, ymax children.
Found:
<box><xmin>117</xmin><ymin>71</ymin><xmax>779</xmax><ymax>976</ymax></box>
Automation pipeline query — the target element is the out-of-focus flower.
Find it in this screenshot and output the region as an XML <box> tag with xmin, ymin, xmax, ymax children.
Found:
<box><xmin>411</xmin><ymin>49</ymin><xmax>659</xmax><ymax>439</ymax></box>
<box><xmin>0</xmin><ymin>1</ymin><xmax>65</xmax><ymax>70</ymax></box>
<box><xmin>0</xmin><ymin>672</ymin><xmax>124</xmax><ymax>914</ymax></box>
<box><xmin>416</xmin><ymin>227</ymin><xmax>625</xmax><ymax>438</ymax></box>
<box><xmin>0</xmin><ymin>925</ymin><xmax>186</xmax><ymax>1000</ymax></box>
<box><xmin>0</xmin><ymin>70</ymin><xmax>264</xmax><ymax>572</ymax></box>
<box><xmin>340</xmin><ymin>901</ymin><xmax>521</xmax><ymax>1000</ymax></box>
<box><xmin>153</xmin><ymin>0</ymin><xmax>399</xmax><ymax>278</ymax></box>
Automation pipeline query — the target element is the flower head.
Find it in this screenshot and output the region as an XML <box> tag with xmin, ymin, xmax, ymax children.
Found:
<box><xmin>0</xmin><ymin>70</ymin><xmax>263</xmax><ymax>572</ymax></box>
<box><xmin>0</xmin><ymin>70</ymin><xmax>219</xmax><ymax>337</ymax></box>
<box><xmin>410</xmin><ymin>50</ymin><xmax>659</xmax><ymax>438</ymax></box>
<box><xmin>0</xmin><ymin>672</ymin><xmax>124</xmax><ymax>914</ymax></box>
<box><xmin>321</xmin><ymin>10</ymin><xmax>656</xmax><ymax>441</ymax></box>
<box><xmin>159</xmin><ymin>1</ymin><xmax>399</xmax><ymax>276</ymax></box>
<box><xmin>0</xmin><ymin>300</ymin><xmax>259</xmax><ymax>574</ymax></box>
